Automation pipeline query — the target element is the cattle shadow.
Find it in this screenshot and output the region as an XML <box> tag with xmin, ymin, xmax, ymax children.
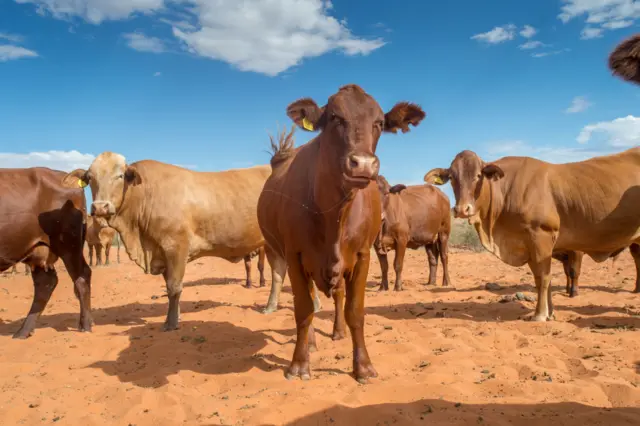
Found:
<box><xmin>88</xmin><ymin>320</ymin><xmax>292</xmax><ymax>388</ymax></box>
<box><xmin>276</xmin><ymin>399</ymin><xmax>640</xmax><ymax>426</ymax></box>
<box><xmin>183</xmin><ymin>277</ymin><xmax>246</xmax><ymax>287</ymax></box>
<box><xmin>0</xmin><ymin>299</ymin><xmax>223</xmax><ymax>337</ymax></box>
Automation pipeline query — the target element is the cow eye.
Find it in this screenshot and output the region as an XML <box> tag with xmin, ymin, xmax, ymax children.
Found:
<box><xmin>117</xmin><ymin>174</ymin><xmax>124</xmax><ymax>179</ymax></box>
<box><xmin>374</xmin><ymin>120</ymin><xmax>384</xmax><ymax>129</ymax></box>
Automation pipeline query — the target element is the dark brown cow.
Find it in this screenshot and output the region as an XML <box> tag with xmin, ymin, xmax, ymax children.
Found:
<box><xmin>425</xmin><ymin>148</ymin><xmax>640</xmax><ymax>322</ymax></box>
<box><xmin>609</xmin><ymin>34</ymin><xmax>640</xmax><ymax>85</ymax></box>
<box><xmin>0</xmin><ymin>167</ymin><xmax>92</xmax><ymax>338</ymax></box>
<box><xmin>243</xmin><ymin>246</ymin><xmax>266</xmax><ymax>288</ymax></box>
<box><xmin>62</xmin><ymin>154</ymin><xmax>271</xmax><ymax>331</ymax></box>
<box><xmin>373</xmin><ymin>175</ymin><xmax>451</xmax><ymax>290</ymax></box>
<box><xmin>258</xmin><ymin>84</ymin><xmax>425</xmax><ymax>382</ymax></box>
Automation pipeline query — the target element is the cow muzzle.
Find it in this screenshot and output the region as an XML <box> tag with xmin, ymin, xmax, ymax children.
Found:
<box><xmin>91</xmin><ymin>200</ymin><xmax>115</xmax><ymax>218</ymax></box>
<box><xmin>453</xmin><ymin>203</ymin><xmax>475</xmax><ymax>219</ymax></box>
<box><xmin>343</xmin><ymin>153</ymin><xmax>380</xmax><ymax>188</ymax></box>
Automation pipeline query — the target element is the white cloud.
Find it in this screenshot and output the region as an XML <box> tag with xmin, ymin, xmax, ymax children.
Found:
<box><xmin>153</xmin><ymin>71</ymin><xmax>161</xmax><ymax>77</ymax></box>
<box><xmin>520</xmin><ymin>25</ymin><xmax>537</xmax><ymax>38</ymax></box>
<box><xmin>0</xmin><ymin>32</ymin><xmax>24</xmax><ymax>43</ymax></box>
<box><xmin>519</xmin><ymin>40</ymin><xmax>546</xmax><ymax>50</ymax></box>
<box><xmin>486</xmin><ymin>140</ymin><xmax>604</xmax><ymax>164</ymax></box>
<box><xmin>471</xmin><ymin>24</ymin><xmax>516</xmax><ymax>44</ymax></box>
<box><xmin>172</xmin><ymin>0</ymin><xmax>385</xmax><ymax>76</ymax></box>
<box><xmin>158</xmin><ymin>17</ymin><xmax>196</xmax><ymax>31</ymax></box>
<box><xmin>0</xmin><ymin>45</ymin><xmax>38</xmax><ymax>61</ymax></box>
<box><xmin>0</xmin><ymin>150</ymin><xmax>95</xmax><ymax>171</ymax></box>
<box><xmin>565</xmin><ymin>95</ymin><xmax>592</xmax><ymax>113</ymax></box>
<box><xmin>580</xmin><ymin>27</ymin><xmax>603</xmax><ymax>39</ymax></box>
<box><xmin>577</xmin><ymin>115</ymin><xmax>640</xmax><ymax>147</ymax></box>
<box><xmin>559</xmin><ymin>0</ymin><xmax>640</xmax><ymax>39</ymax></box>
<box><xmin>14</xmin><ymin>0</ymin><xmax>164</xmax><ymax>25</ymax></box>
<box><xmin>123</xmin><ymin>32</ymin><xmax>165</xmax><ymax>53</ymax></box>
<box><xmin>531</xmin><ymin>48</ymin><xmax>569</xmax><ymax>58</ymax></box>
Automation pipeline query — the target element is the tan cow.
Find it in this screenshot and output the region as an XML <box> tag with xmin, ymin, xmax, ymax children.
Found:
<box><xmin>86</xmin><ymin>215</ymin><xmax>120</xmax><ymax>267</ymax></box>
<box><xmin>243</xmin><ymin>246</ymin><xmax>266</xmax><ymax>288</ymax></box>
<box><xmin>62</xmin><ymin>153</ymin><xmax>271</xmax><ymax>331</ymax></box>
<box><xmin>425</xmin><ymin>148</ymin><xmax>640</xmax><ymax>322</ymax></box>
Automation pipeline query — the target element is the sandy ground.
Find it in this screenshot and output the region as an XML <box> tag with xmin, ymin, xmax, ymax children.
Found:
<box><xmin>0</xmin><ymin>247</ymin><xmax>639</xmax><ymax>426</ymax></box>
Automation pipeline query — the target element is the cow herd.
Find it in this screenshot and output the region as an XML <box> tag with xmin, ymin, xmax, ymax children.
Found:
<box><xmin>1</xmin><ymin>35</ymin><xmax>639</xmax><ymax>384</ymax></box>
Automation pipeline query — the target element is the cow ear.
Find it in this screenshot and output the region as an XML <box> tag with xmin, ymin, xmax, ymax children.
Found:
<box><xmin>62</xmin><ymin>169</ymin><xmax>89</xmax><ymax>189</ymax></box>
<box><xmin>389</xmin><ymin>184</ymin><xmax>407</xmax><ymax>194</ymax></box>
<box><xmin>424</xmin><ymin>168</ymin><xmax>450</xmax><ymax>185</ymax></box>
<box><xmin>124</xmin><ymin>165</ymin><xmax>142</xmax><ymax>186</ymax></box>
<box><xmin>482</xmin><ymin>163</ymin><xmax>504</xmax><ymax>181</ymax></box>
<box><xmin>384</xmin><ymin>102</ymin><xmax>426</xmax><ymax>134</ymax></box>
<box><xmin>286</xmin><ymin>98</ymin><xmax>326</xmax><ymax>132</ymax></box>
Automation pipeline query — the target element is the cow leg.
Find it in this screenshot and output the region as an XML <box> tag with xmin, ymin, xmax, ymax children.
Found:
<box><xmin>263</xmin><ymin>246</ymin><xmax>287</xmax><ymax>313</ymax></box>
<box><xmin>286</xmin><ymin>255</ymin><xmax>316</xmax><ymax>380</ymax></box>
<box><xmin>9</xmin><ymin>265</ymin><xmax>17</xmax><ymax>275</ymax></box>
<box><xmin>425</xmin><ymin>244</ymin><xmax>438</xmax><ymax>286</ymax></box>
<box><xmin>244</xmin><ymin>254</ymin><xmax>252</xmax><ymax>288</ymax></box>
<box><xmin>88</xmin><ymin>245</ymin><xmax>94</xmax><ymax>266</ymax></box>
<box><xmin>630</xmin><ymin>243</ymin><xmax>640</xmax><ymax>293</ymax></box>
<box><xmin>162</xmin><ymin>253</ymin><xmax>187</xmax><ymax>331</ymax></box>
<box><xmin>117</xmin><ymin>240</ymin><xmax>121</xmax><ymax>264</ymax></box>
<box><xmin>375</xmin><ymin>250</ymin><xmax>389</xmax><ymax>291</ymax></box>
<box><xmin>561</xmin><ymin>256</ymin><xmax>571</xmax><ymax>296</ymax></box>
<box><xmin>568</xmin><ymin>252</ymin><xmax>582</xmax><ymax>297</ymax></box>
<box><xmin>95</xmin><ymin>245</ymin><xmax>103</xmax><ymax>267</ymax></box>
<box><xmin>61</xmin><ymin>252</ymin><xmax>93</xmax><ymax>333</ymax></box>
<box><xmin>332</xmin><ymin>285</ymin><xmax>346</xmax><ymax>341</ymax></box>
<box><xmin>439</xmin><ymin>233</ymin><xmax>451</xmax><ymax>287</ymax></box>
<box><xmin>104</xmin><ymin>243</ymin><xmax>111</xmax><ymax>266</ymax></box>
<box><xmin>13</xmin><ymin>266</ymin><xmax>58</xmax><ymax>339</ymax></box>
<box><xmin>346</xmin><ymin>251</ymin><xmax>377</xmax><ymax>383</ymax></box>
<box><xmin>528</xmin><ymin>256</ymin><xmax>553</xmax><ymax>322</ymax></box>
<box><xmin>393</xmin><ymin>239</ymin><xmax>408</xmax><ymax>291</ymax></box>
<box><xmin>25</xmin><ymin>264</ymin><xmax>31</xmax><ymax>276</ymax></box>
<box><xmin>258</xmin><ymin>247</ymin><xmax>266</xmax><ymax>288</ymax></box>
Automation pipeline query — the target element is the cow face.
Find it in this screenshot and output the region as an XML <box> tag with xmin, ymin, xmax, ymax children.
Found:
<box><xmin>286</xmin><ymin>84</ymin><xmax>426</xmax><ymax>189</ymax></box>
<box><xmin>62</xmin><ymin>152</ymin><xmax>141</xmax><ymax>219</ymax></box>
<box><xmin>424</xmin><ymin>150</ymin><xmax>504</xmax><ymax>219</ymax></box>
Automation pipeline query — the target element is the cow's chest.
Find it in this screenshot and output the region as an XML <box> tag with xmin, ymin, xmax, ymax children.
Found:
<box><xmin>471</xmin><ymin>217</ymin><xmax>529</xmax><ymax>267</ymax></box>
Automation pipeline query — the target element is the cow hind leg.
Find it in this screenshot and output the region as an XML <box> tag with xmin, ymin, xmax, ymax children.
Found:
<box><xmin>13</xmin><ymin>266</ymin><xmax>58</xmax><ymax>339</ymax></box>
<box><xmin>375</xmin><ymin>250</ymin><xmax>389</xmax><ymax>291</ymax></box>
<box><xmin>61</xmin><ymin>251</ymin><xmax>93</xmax><ymax>332</ymax></box>
<box><xmin>104</xmin><ymin>243</ymin><xmax>111</xmax><ymax>266</ymax></box>
<box><xmin>630</xmin><ymin>243</ymin><xmax>640</xmax><ymax>293</ymax></box>
<box><xmin>258</xmin><ymin>247</ymin><xmax>266</xmax><ymax>287</ymax></box>
<box><xmin>88</xmin><ymin>245</ymin><xmax>94</xmax><ymax>267</ymax></box>
<box><xmin>439</xmin><ymin>232</ymin><xmax>451</xmax><ymax>287</ymax></box>
<box><xmin>95</xmin><ymin>245</ymin><xmax>103</xmax><ymax>267</ymax></box>
<box><xmin>162</xmin><ymin>251</ymin><xmax>187</xmax><ymax>331</ymax></box>
<box><xmin>568</xmin><ymin>252</ymin><xmax>582</xmax><ymax>298</ymax></box>
<box><xmin>244</xmin><ymin>255</ymin><xmax>252</xmax><ymax>288</ymax></box>
<box><xmin>332</xmin><ymin>284</ymin><xmax>346</xmax><ymax>341</ymax></box>
<box><xmin>425</xmin><ymin>244</ymin><xmax>438</xmax><ymax>286</ymax></box>
<box><xmin>286</xmin><ymin>255</ymin><xmax>316</xmax><ymax>380</ymax></box>
<box><xmin>393</xmin><ymin>239</ymin><xmax>408</xmax><ymax>291</ymax></box>
<box><xmin>263</xmin><ymin>246</ymin><xmax>287</xmax><ymax>314</ymax></box>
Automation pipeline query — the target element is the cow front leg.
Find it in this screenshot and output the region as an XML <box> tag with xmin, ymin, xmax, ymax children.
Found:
<box><xmin>332</xmin><ymin>284</ymin><xmax>346</xmax><ymax>341</ymax></box>
<box><xmin>393</xmin><ymin>239</ymin><xmax>407</xmax><ymax>291</ymax></box>
<box><xmin>95</xmin><ymin>245</ymin><xmax>103</xmax><ymax>267</ymax></box>
<box><xmin>528</xmin><ymin>256</ymin><xmax>553</xmax><ymax>322</ymax></box>
<box><xmin>88</xmin><ymin>245</ymin><xmax>94</xmax><ymax>266</ymax></box>
<box><xmin>346</xmin><ymin>251</ymin><xmax>378</xmax><ymax>383</ymax></box>
<box><xmin>375</xmin><ymin>250</ymin><xmax>389</xmax><ymax>291</ymax></box>
<box><xmin>13</xmin><ymin>266</ymin><xmax>58</xmax><ymax>339</ymax></box>
<box><xmin>263</xmin><ymin>246</ymin><xmax>287</xmax><ymax>313</ymax></box>
<box><xmin>630</xmin><ymin>244</ymin><xmax>640</xmax><ymax>293</ymax></box>
<box><xmin>244</xmin><ymin>254</ymin><xmax>252</xmax><ymax>288</ymax></box>
<box><xmin>162</xmin><ymin>252</ymin><xmax>187</xmax><ymax>331</ymax></box>
<box><xmin>439</xmin><ymin>232</ymin><xmax>451</xmax><ymax>287</ymax></box>
<box><xmin>286</xmin><ymin>255</ymin><xmax>315</xmax><ymax>380</ymax></box>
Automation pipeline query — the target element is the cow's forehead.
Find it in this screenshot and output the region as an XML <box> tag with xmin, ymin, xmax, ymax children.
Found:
<box><xmin>329</xmin><ymin>84</ymin><xmax>382</xmax><ymax>117</ymax></box>
<box><xmin>452</xmin><ymin>150</ymin><xmax>482</xmax><ymax>170</ymax></box>
<box><xmin>89</xmin><ymin>152</ymin><xmax>126</xmax><ymax>175</ymax></box>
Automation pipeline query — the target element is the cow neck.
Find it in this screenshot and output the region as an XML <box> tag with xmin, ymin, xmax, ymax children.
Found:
<box><xmin>473</xmin><ymin>176</ymin><xmax>503</xmax><ymax>245</ymax></box>
<box><xmin>106</xmin><ymin>184</ymin><xmax>148</xmax><ymax>272</ymax></box>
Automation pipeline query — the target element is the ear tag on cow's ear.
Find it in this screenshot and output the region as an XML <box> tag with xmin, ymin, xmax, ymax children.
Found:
<box><xmin>78</xmin><ymin>179</ymin><xmax>88</xmax><ymax>188</ymax></box>
<box><xmin>302</xmin><ymin>117</ymin><xmax>314</xmax><ymax>131</ymax></box>
<box><xmin>432</xmin><ymin>176</ymin><xmax>444</xmax><ymax>185</ymax></box>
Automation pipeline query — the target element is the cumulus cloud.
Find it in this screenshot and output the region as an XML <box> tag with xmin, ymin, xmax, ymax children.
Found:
<box><xmin>14</xmin><ymin>0</ymin><xmax>164</xmax><ymax>25</ymax></box>
<box><xmin>0</xmin><ymin>45</ymin><xmax>38</xmax><ymax>61</ymax></box>
<box><xmin>559</xmin><ymin>0</ymin><xmax>640</xmax><ymax>39</ymax></box>
<box><xmin>0</xmin><ymin>150</ymin><xmax>95</xmax><ymax>171</ymax></box>
<box><xmin>519</xmin><ymin>40</ymin><xmax>546</xmax><ymax>50</ymax></box>
<box><xmin>471</xmin><ymin>24</ymin><xmax>517</xmax><ymax>44</ymax></box>
<box><xmin>577</xmin><ymin>115</ymin><xmax>640</xmax><ymax>147</ymax></box>
<box><xmin>486</xmin><ymin>140</ymin><xmax>604</xmax><ymax>164</ymax></box>
<box><xmin>531</xmin><ymin>48</ymin><xmax>570</xmax><ymax>58</ymax></box>
<box><xmin>519</xmin><ymin>25</ymin><xmax>537</xmax><ymax>38</ymax></box>
<box><xmin>123</xmin><ymin>32</ymin><xmax>165</xmax><ymax>53</ymax></box>
<box><xmin>0</xmin><ymin>32</ymin><xmax>24</xmax><ymax>43</ymax></box>
<box><xmin>565</xmin><ymin>96</ymin><xmax>592</xmax><ymax>113</ymax></box>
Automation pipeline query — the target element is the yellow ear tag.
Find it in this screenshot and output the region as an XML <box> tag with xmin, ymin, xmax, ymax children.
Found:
<box><xmin>432</xmin><ymin>176</ymin><xmax>444</xmax><ymax>185</ymax></box>
<box><xmin>302</xmin><ymin>117</ymin><xmax>314</xmax><ymax>131</ymax></box>
<box><xmin>77</xmin><ymin>179</ymin><xmax>88</xmax><ymax>188</ymax></box>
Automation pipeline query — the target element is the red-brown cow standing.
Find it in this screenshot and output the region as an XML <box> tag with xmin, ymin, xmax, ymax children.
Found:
<box><xmin>0</xmin><ymin>167</ymin><xmax>92</xmax><ymax>338</ymax></box>
<box><xmin>257</xmin><ymin>84</ymin><xmax>425</xmax><ymax>382</ymax></box>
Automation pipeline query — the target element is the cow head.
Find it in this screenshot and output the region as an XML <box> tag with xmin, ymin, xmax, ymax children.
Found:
<box><xmin>424</xmin><ymin>150</ymin><xmax>504</xmax><ymax>219</ymax></box>
<box><xmin>286</xmin><ymin>84</ymin><xmax>425</xmax><ymax>189</ymax></box>
<box><xmin>62</xmin><ymin>152</ymin><xmax>141</xmax><ymax>219</ymax></box>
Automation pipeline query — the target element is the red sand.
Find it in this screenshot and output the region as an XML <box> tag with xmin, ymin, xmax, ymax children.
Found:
<box><xmin>1</xmin><ymin>248</ymin><xmax>639</xmax><ymax>425</ymax></box>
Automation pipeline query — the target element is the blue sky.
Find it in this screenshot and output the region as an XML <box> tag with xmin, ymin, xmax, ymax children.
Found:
<box><xmin>1</xmin><ymin>0</ymin><xmax>639</xmax><ymax>204</ymax></box>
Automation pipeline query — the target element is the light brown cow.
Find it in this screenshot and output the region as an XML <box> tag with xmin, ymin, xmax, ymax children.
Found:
<box><xmin>243</xmin><ymin>246</ymin><xmax>266</xmax><ymax>288</ymax></box>
<box><xmin>373</xmin><ymin>175</ymin><xmax>451</xmax><ymax>290</ymax></box>
<box><xmin>258</xmin><ymin>84</ymin><xmax>425</xmax><ymax>382</ymax></box>
<box><xmin>62</xmin><ymin>154</ymin><xmax>271</xmax><ymax>331</ymax></box>
<box><xmin>86</xmin><ymin>215</ymin><xmax>120</xmax><ymax>267</ymax></box>
<box><xmin>425</xmin><ymin>148</ymin><xmax>640</xmax><ymax>322</ymax></box>
<box><xmin>0</xmin><ymin>167</ymin><xmax>92</xmax><ymax>338</ymax></box>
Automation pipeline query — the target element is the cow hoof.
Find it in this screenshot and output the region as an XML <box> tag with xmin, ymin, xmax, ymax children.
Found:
<box><xmin>354</xmin><ymin>362</ymin><xmax>378</xmax><ymax>384</ymax></box>
<box><xmin>244</xmin><ymin>283</ymin><xmax>252</xmax><ymax>289</ymax></box>
<box><xmin>394</xmin><ymin>286</ymin><xmax>403</xmax><ymax>292</ymax></box>
<box><xmin>262</xmin><ymin>305</ymin><xmax>278</xmax><ymax>314</ymax></box>
<box><xmin>12</xmin><ymin>330</ymin><xmax>33</xmax><ymax>339</ymax></box>
<box><xmin>308</xmin><ymin>343</ymin><xmax>318</xmax><ymax>353</ymax></box>
<box><xmin>378</xmin><ymin>286</ymin><xmax>388</xmax><ymax>292</ymax></box>
<box><xmin>332</xmin><ymin>331</ymin><xmax>346</xmax><ymax>341</ymax></box>
<box><xmin>286</xmin><ymin>362</ymin><xmax>311</xmax><ymax>380</ymax></box>
<box><xmin>78</xmin><ymin>323</ymin><xmax>92</xmax><ymax>333</ymax></box>
<box><xmin>259</xmin><ymin>282</ymin><xmax>266</xmax><ymax>288</ymax></box>
<box><xmin>633</xmin><ymin>288</ymin><xmax>640</xmax><ymax>294</ymax></box>
<box><xmin>526</xmin><ymin>314</ymin><xmax>549</xmax><ymax>322</ymax></box>
<box><xmin>162</xmin><ymin>322</ymin><xmax>179</xmax><ymax>331</ymax></box>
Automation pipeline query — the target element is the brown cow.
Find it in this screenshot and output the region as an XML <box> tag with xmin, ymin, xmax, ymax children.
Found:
<box><xmin>609</xmin><ymin>34</ymin><xmax>640</xmax><ymax>85</ymax></box>
<box><xmin>373</xmin><ymin>175</ymin><xmax>451</xmax><ymax>290</ymax></box>
<box><xmin>425</xmin><ymin>148</ymin><xmax>640</xmax><ymax>322</ymax></box>
<box><xmin>243</xmin><ymin>246</ymin><xmax>266</xmax><ymax>288</ymax></box>
<box><xmin>62</xmin><ymin>154</ymin><xmax>271</xmax><ymax>331</ymax></box>
<box><xmin>0</xmin><ymin>167</ymin><xmax>92</xmax><ymax>338</ymax></box>
<box><xmin>257</xmin><ymin>84</ymin><xmax>425</xmax><ymax>382</ymax></box>
<box><xmin>86</xmin><ymin>215</ymin><xmax>120</xmax><ymax>267</ymax></box>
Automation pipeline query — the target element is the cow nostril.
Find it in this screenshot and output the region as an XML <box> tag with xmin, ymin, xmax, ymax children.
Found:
<box><xmin>349</xmin><ymin>156</ymin><xmax>359</xmax><ymax>169</ymax></box>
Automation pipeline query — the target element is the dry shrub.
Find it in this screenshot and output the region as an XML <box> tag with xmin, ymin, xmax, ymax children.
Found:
<box><xmin>449</xmin><ymin>217</ymin><xmax>484</xmax><ymax>252</ymax></box>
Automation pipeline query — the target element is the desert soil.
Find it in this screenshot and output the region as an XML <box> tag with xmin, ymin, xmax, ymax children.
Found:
<box><xmin>0</xmin><ymin>247</ymin><xmax>639</xmax><ymax>426</ymax></box>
